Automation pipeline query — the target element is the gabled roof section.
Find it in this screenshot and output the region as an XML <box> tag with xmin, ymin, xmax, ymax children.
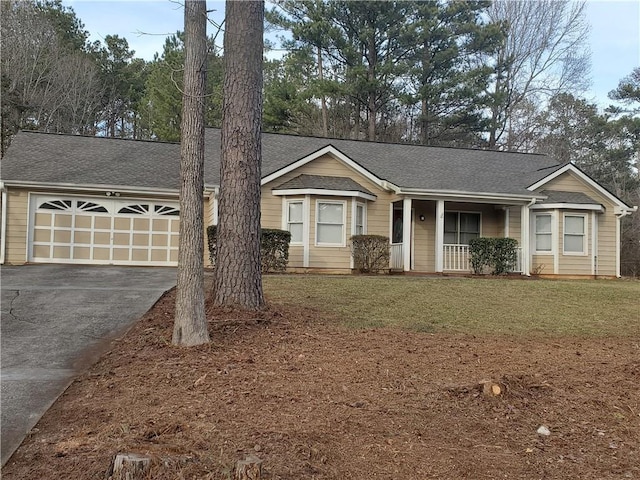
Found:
<box><xmin>273</xmin><ymin>174</ymin><xmax>375</xmax><ymax>196</ymax></box>
<box><xmin>527</xmin><ymin>163</ymin><xmax>635</xmax><ymax>212</ymax></box>
<box><xmin>272</xmin><ymin>174</ymin><xmax>377</xmax><ymax>201</ymax></box>
<box><xmin>532</xmin><ymin>190</ymin><xmax>605</xmax><ymax>212</ymax></box>
<box><xmin>260</xmin><ymin>144</ymin><xmax>392</xmax><ymax>191</ymax></box>
<box><xmin>540</xmin><ymin>190</ymin><xmax>600</xmax><ymax>205</ymax></box>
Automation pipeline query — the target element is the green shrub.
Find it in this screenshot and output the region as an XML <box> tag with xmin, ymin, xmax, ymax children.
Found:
<box><xmin>469</xmin><ymin>237</ymin><xmax>518</xmax><ymax>275</ymax></box>
<box><xmin>207</xmin><ymin>226</ymin><xmax>291</xmax><ymax>273</ymax></box>
<box><xmin>260</xmin><ymin>228</ymin><xmax>292</xmax><ymax>273</ymax></box>
<box><xmin>351</xmin><ymin>235</ymin><xmax>390</xmax><ymax>274</ymax></box>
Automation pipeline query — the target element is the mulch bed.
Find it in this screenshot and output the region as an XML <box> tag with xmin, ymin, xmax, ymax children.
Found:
<box><xmin>3</xmin><ymin>287</ymin><xmax>639</xmax><ymax>479</ymax></box>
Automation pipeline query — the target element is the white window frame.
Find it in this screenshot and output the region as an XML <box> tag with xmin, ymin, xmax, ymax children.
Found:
<box><xmin>443</xmin><ymin>211</ymin><xmax>481</xmax><ymax>245</ymax></box>
<box><xmin>563</xmin><ymin>213</ymin><xmax>588</xmax><ymax>256</ymax></box>
<box><xmin>284</xmin><ymin>199</ymin><xmax>304</xmax><ymax>245</ymax></box>
<box><xmin>533</xmin><ymin>212</ymin><xmax>554</xmax><ymax>255</ymax></box>
<box><xmin>352</xmin><ymin>201</ymin><xmax>367</xmax><ymax>236</ymax></box>
<box><xmin>315</xmin><ymin>199</ymin><xmax>346</xmax><ymax>247</ymax></box>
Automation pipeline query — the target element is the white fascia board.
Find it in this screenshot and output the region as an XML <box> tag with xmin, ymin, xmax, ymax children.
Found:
<box><xmin>260</xmin><ymin>145</ymin><xmax>392</xmax><ymax>190</ymax></box>
<box><xmin>396</xmin><ymin>188</ymin><xmax>542</xmax><ymax>203</ymax></box>
<box><xmin>527</xmin><ymin>163</ymin><xmax>634</xmax><ymax>211</ymax></box>
<box><xmin>3</xmin><ymin>180</ymin><xmax>180</xmax><ymax>197</ymax></box>
<box><xmin>530</xmin><ymin>203</ymin><xmax>605</xmax><ymax>213</ymax></box>
<box><xmin>272</xmin><ymin>188</ymin><xmax>377</xmax><ymax>201</ymax></box>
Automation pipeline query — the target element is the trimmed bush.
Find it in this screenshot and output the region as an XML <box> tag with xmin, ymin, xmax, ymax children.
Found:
<box><xmin>207</xmin><ymin>226</ymin><xmax>291</xmax><ymax>273</ymax></box>
<box><xmin>351</xmin><ymin>235</ymin><xmax>390</xmax><ymax>274</ymax></box>
<box><xmin>260</xmin><ymin>228</ymin><xmax>292</xmax><ymax>273</ymax></box>
<box><xmin>469</xmin><ymin>237</ymin><xmax>518</xmax><ymax>275</ymax></box>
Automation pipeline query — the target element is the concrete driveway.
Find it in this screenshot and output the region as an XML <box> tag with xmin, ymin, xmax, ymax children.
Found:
<box><xmin>1</xmin><ymin>264</ymin><xmax>176</xmax><ymax>466</ymax></box>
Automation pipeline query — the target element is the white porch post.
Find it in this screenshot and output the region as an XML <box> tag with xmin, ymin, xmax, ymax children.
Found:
<box><xmin>591</xmin><ymin>211</ymin><xmax>597</xmax><ymax>276</ymax></box>
<box><xmin>403</xmin><ymin>197</ymin><xmax>412</xmax><ymax>271</ymax></box>
<box><xmin>521</xmin><ymin>203</ymin><xmax>530</xmax><ymax>276</ymax></box>
<box><xmin>615</xmin><ymin>214</ymin><xmax>621</xmax><ymax>278</ymax></box>
<box><xmin>435</xmin><ymin>199</ymin><xmax>444</xmax><ymax>272</ymax></box>
<box><xmin>504</xmin><ymin>207</ymin><xmax>510</xmax><ymax>237</ymax></box>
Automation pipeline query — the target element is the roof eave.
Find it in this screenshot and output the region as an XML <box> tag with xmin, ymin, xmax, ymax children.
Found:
<box><xmin>2</xmin><ymin>180</ymin><xmax>180</xmax><ymax>197</ymax></box>
<box><xmin>396</xmin><ymin>187</ymin><xmax>543</xmax><ymax>203</ymax></box>
<box><xmin>272</xmin><ymin>188</ymin><xmax>377</xmax><ymax>201</ymax></box>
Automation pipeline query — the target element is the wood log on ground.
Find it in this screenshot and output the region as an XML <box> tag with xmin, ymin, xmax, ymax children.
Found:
<box><xmin>480</xmin><ymin>380</ymin><xmax>502</xmax><ymax>397</ymax></box>
<box><xmin>234</xmin><ymin>454</ymin><xmax>262</xmax><ymax>480</ymax></box>
<box><xmin>111</xmin><ymin>453</ymin><xmax>151</xmax><ymax>480</ymax></box>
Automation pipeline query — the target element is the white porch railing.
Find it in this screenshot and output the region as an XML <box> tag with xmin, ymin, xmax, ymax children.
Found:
<box><xmin>388</xmin><ymin>243</ymin><xmax>523</xmax><ymax>273</ymax></box>
<box><xmin>443</xmin><ymin>244</ymin><xmax>523</xmax><ymax>273</ymax></box>
<box><xmin>390</xmin><ymin>243</ymin><xmax>403</xmax><ymax>270</ymax></box>
<box><xmin>443</xmin><ymin>244</ymin><xmax>470</xmax><ymax>271</ymax></box>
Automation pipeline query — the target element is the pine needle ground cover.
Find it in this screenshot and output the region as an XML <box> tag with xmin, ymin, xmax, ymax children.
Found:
<box><xmin>3</xmin><ymin>275</ymin><xmax>639</xmax><ymax>479</ymax></box>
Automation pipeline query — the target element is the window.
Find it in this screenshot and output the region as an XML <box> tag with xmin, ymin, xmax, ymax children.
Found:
<box><xmin>444</xmin><ymin>212</ymin><xmax>480</xmax><ymax>244</ymax></box>
<box><xmin>534</xmin><ymin>214</ymin><xmax>553</xmax><ymax>253</ymax></box>
<box><xmin>564</xmin><ymin>214</ymin><xmax>586</xmax><ymax>255</ymax></box>
<box><xmin>354</xmin><ymin>203</ymin><xmax>366</xmax><ymax>235</ymax></box>
<box><xmin>286</xmin><ymin>201</ymin><xmax>304</xmax><ymax>244</ymax></box>
<box><xmin>316</xmin><ymin>201</ymin><xmax>345</xmax><ymax>246</ymax></box>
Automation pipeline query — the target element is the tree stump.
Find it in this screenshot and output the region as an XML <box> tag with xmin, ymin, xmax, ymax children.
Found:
<box><xmin>111</xmin><ymin>453</ymin><xmax>151</xmax><ymax>480</ymax></box>
<box><xmin>234</xmin><ymin>454</ymin><xmax>262</xmax><ymax>480</ymax></box>
<box><xmin>480</xmin><ymin>380</ymin><xmax>502</xmax><ymax>397</ymax></box>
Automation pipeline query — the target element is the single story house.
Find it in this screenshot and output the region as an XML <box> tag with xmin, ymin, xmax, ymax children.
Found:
<box><xmin>0</xmin><ymin>128</ymin><xmax>636</xmax><ymax>277</ymax></box>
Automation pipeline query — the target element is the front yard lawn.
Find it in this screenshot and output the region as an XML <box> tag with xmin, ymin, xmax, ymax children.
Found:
<box><xmin>265</xmin><ymin>275</ymin><xmax>640</xmax><ymax>336</ymax></box>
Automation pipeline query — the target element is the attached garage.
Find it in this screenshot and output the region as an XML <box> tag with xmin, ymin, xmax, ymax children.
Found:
<box><xmin>29</xmin><ymin>194</ymin><xmax>180</xmax><ymax>266</ymax></box>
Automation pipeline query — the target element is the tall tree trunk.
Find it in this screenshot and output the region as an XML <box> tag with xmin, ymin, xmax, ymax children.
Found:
<box><xmin>212</xmin><ymin>0</ymin><xmax>265</xmax><ymax>310</ymax></box>
<box><xmin>173</xmin><ymin>0</ymin><xmax>209</xmax><ymax>346</ymax></box>
<box><xmin>318</xmin><ymin>46</ymin><xmax>328</xmax><ymax>138</ymax></box>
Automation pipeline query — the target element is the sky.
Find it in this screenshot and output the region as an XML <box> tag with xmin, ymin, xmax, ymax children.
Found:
<box><xmin>63</xmin><ymin>0</ymin><xmax>639</xmax><ymax>110</ymax></box>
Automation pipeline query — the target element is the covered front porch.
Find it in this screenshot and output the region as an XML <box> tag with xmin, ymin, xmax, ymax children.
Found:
<box><xmin>388</xmin><ymin>197</ymin><xmax>531</xmax><ymax>275</ymax></box>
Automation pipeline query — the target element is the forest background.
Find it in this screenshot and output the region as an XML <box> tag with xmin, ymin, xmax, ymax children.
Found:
<box><xmin>1</xmin><ymin>0</ymin><xmax>638</xmax><ymax>275</ymax></box>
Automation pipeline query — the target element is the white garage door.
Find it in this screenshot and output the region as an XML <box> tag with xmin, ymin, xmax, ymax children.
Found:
<box><xmin>29</xmin><ymin>194</ymin><xmax>180</xmax><ymax>265</ymax></box>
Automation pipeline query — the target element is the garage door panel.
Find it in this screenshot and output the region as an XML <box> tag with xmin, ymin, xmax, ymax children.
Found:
<box><xmin>35</xmin><ymin>213</ymin><xmax>52</xmax><ymax>226</ymax></box>
<box><xmin>113</xmin><ymin>232</ymin><xmax>130</xmax><ymax>244</ymax></box>
<box><xmin>73</xmin><ymin>231</ymin><xmax>91</xmax><ymax>243</ymax></box>
<box><xmin>30</xmin><ymin>195</ymin><xmax>179</xmax><ymax>266</ymax></box>
<box><xmin>53</xmin><ymin>246</ymin><xmax>70</xmax><ymax>258</ymax></box>
<box><xmin>33</xmin><ymin>229</ymin><xmax>51</xmax><ymax>242</ymax></box>
<box><xmin>94</xmin><ymin>217</ymin><xmax>111</xmax><ymax>229</ymax></box>
<box><xmin>54</xmin><ymin>215</ymin><xmax>72</xmax><ymax>228</ymax></box>
<box><xmin>73</xmin><ymin>247</ymin><xmax>91</xmax><ymax>260</ymax></box>
<box><xmin>75</xmin><ymin>216</ymin><xmax>92</xmax><ymax>228</ymax></box>
<box><xmin>53</xmin><ymin>230</ymin><xmax>71</xmax><ymax>243</ymax></box>
<box><xmin>113</xmin><ymin>248</ymin><xmax>129</xmax><ymax>261</ymax></box>
<box><xmin>93</xmin><ymin>232</ymin><xmax>111</xmax><ymax>245</ymax></box>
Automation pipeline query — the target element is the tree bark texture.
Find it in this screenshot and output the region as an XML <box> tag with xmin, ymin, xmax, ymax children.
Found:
<box><xmin>173</xmin><ymin>0</ymin><xmax>210</xmax><ymax>346</ymax></box>
<box><xmin>213</xmin><ymin>0</ymin><xmax>265</xmax><ymax>310</ymax></box>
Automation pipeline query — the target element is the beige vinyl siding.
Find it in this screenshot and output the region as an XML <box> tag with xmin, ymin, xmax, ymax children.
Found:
<box><xmin>506</xmin><ymin>206</ymin><xmax>522</xmax><ymax>244</ymax></box>
<box><xmin>5</xmin><ymin>188</ymin><xmax>29</xmax><ymax>264</ymax></box>
<box><xmin>531</xmin><ymin>254</ymin><xmax>553</xmax><ymax>275</ymax></box>
<box><xmin>535</xmin><ymin>171</ymin><xmax>618</xmax><ymax>276</ymax></box>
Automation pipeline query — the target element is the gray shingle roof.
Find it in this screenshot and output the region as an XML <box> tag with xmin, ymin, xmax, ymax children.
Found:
<box><xmin>1</xmin><ymin>129</ymin><xmax>563</xmax><ymax>196</ymax></box>
<box><xmin>273</xmin><ymin>174</ymin><xmax>375</xmax><ymax>196</ymax></box>
<box><xmin>540</xmin><ymin>190</ymin><xmax>600</xmax><ymax>205</ymax></box>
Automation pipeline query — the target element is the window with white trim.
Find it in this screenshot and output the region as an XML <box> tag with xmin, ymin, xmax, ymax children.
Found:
<box><xmin>534</xmin><ymin>213</ymin><xmax>553</xmax><ymax>253</ymax></box>
<box><xmin>354</xmin><ymin>202</ymin><xmax>366</xmax><ymax>235</ymax></box>
<box><xmin>564</xmin><ymin>214</ymin><xmax>587</xmax><ymax>255</ymax></box>
<box><xmin>286</xmin><ymin>200</ymin><xmax>304</xmax><ymax>244</ymax></box>
<box><xmin>316</xmin><ymin>200</ymin><xmax>345</xmax><ymax>246</ymax></box>
<box><xmin>444</xmin><ymin>212</ymin><xmax>480</xmax><ymax>244</ymax></box>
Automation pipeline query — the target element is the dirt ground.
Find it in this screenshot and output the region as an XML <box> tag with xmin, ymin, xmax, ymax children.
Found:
<box><xmin>3</xmin><ymin>287</ymin><xmax>639</xmax><ymax>479</ymax></box>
